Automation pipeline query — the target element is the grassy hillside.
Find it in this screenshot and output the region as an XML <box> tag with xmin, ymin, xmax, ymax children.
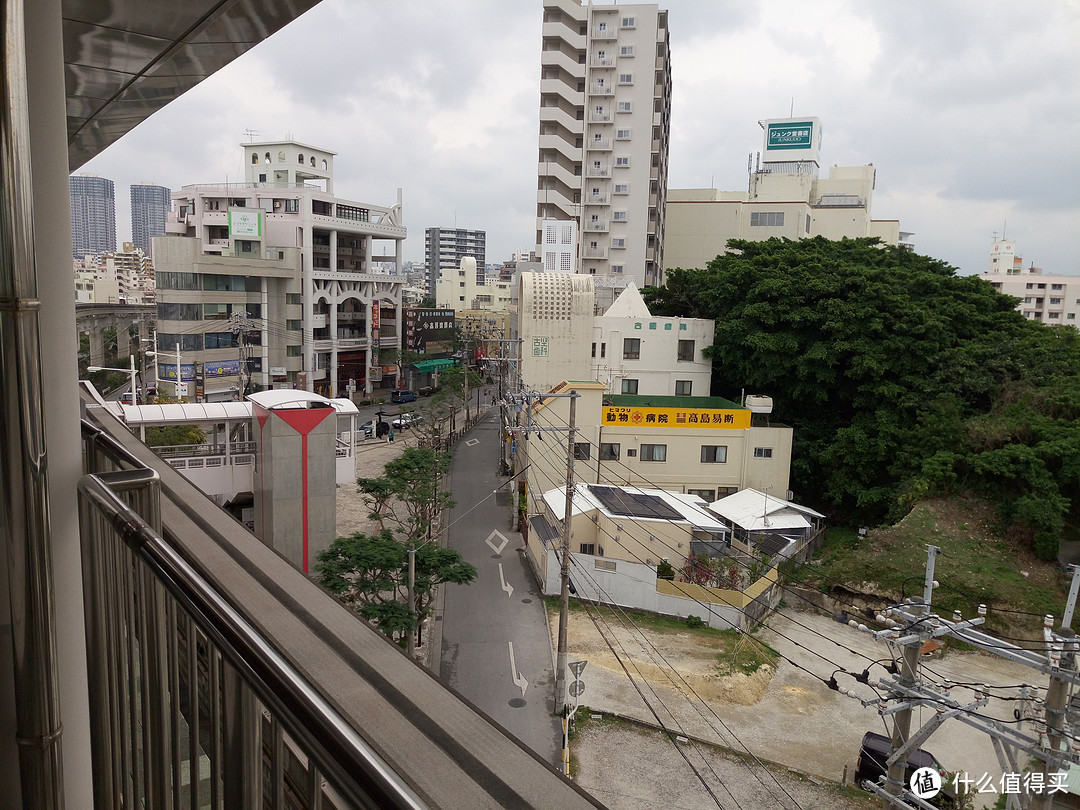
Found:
<box><xmin>799</xmin><ymin>497</ymin><xmax>1073</xmax><ymax>638</ymax></box>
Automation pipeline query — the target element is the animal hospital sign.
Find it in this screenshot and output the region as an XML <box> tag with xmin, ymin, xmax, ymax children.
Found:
<box><xmin>602</xmin><ymin>406</ymin><xmax>751</xmax><ymax>430</ymax></box>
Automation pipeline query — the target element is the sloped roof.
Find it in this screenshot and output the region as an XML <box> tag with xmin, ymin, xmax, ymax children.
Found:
<box><xmin>709</xmin><ymin>488</ymin><xmax>824</xmax><ymax>533</ymax></box>
<box><xmin>602</xmin><ymin>281</ymin><xmax>651</xmax><ymax>318</ymax></box>
<box><xmin>542</xmin><ymin>484</ymin><xmax>726</xmax><ymax>531</ymax></box>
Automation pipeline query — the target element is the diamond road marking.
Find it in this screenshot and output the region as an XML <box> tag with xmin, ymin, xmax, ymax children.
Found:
<box><xmin>485</xmin><ymin>529</ymin><xmax>510</xmax><ymax>555</ymax></box>
<box><xmin>465</xmin><ymin>438</ymin><xmax>479</xmax><ymax>447</ymax></box>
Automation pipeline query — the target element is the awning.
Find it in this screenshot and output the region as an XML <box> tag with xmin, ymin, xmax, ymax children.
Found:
<box><xmin>411</xmin><ymin>358</ymin><xmax>458</xmax><ymax>373</ymax></box>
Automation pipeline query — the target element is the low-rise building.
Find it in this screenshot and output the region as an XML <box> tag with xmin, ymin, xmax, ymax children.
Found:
<box><xmin>979</xmin><ymin>238</ymin><xmax>1080</xmax><ymax>325</ymax></box>
<box><xmin>158</xmin><ymin>140</ymin><xmax>406</xmax><ymax>400</ymax></box>
<box><xmin>665</xmin><ymin>117</ymin><xmax>913</xmax><ymax>272</ymax></box>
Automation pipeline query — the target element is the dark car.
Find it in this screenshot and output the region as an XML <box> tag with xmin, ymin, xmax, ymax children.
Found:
<box><xmin>855</xmin><ymin>731</ymin><xmax>956</xmax><ymax>806</ymax></box>
<box><xmin>391</xmin><ymin>389</ymin><xmax>417</xmax><ymax>404</ymax></box>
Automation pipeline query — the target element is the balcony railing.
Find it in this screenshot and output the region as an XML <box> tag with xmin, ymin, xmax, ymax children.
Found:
<box><xmin>77</xmin><ymin>402</ymin><xmax>600</xmax><ymax>809</ymax></box>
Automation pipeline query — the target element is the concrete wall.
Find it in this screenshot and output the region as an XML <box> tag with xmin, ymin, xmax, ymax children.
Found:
<box><xmin>591</xmin><ymin>314</ymin><xmax>713</xmax><ymax>396</ymax></box>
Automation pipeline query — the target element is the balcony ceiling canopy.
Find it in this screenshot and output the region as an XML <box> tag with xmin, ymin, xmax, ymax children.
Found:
<box><xmin>63</xmin><ymin>0</ymin><xmax>324</xmax><ymax>170</ymax></box>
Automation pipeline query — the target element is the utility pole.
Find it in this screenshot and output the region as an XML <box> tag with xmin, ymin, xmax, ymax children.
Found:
<box><xmin>407</xmin><ymin>544</ymin><xmax>416</xmax><ymax>658</ymax></box>
<box><xmin>554</xmin><ymin>390</ymin><xmax>578</xmax><ymax>716</ymax></box>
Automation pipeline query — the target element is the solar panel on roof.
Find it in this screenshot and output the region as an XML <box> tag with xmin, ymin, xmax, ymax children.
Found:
<box><xmin>587</xmin><ymin>485</ymin><xmax>684</xmax><ymax>521</ymax></box>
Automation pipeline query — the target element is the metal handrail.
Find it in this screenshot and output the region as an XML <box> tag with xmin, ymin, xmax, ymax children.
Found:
<box><xmin>79</xmin><ymin>419</ymin><xmax>428</xmax><ymax>809</ymax></box>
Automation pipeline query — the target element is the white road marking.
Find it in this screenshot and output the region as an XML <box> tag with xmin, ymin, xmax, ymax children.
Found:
<box><xmin>508</xmin><ymin>641</ymin><xmax>528</xmax><ymax>699</ymax></box>
<box><xmin>485</xmin><ymin>529</ymin><xmax>510</xmax><ymax>555</ymax></box>
<box><xmin>498</xmin><ymin>563</ymin><xmax>514</xmax><ymax>598</ymax></box>
<box><xmin>465</xmin><ymin>438</ymin><xmax>479</xmax><ymax>447</ymax></box>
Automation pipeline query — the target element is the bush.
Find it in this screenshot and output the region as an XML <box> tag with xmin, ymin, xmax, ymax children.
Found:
<box><xmin>685</xmin><ymin>615</ymin><xmax>704</xmax><ymax>629</ymax></box>
<box><xmin>656</xmin><ymin>559</ymin><xmax>676</xmax><ymax>580</ymax></box>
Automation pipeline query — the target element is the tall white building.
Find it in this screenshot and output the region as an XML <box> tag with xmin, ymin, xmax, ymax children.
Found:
<box><xmin>979</xmin><ymin>238</ymin><xmax>1080</xmax><ymax>325</ymax></box>
<box><xmin>537</xmin><ymin>0</ymin><xmax>672</xmax><ymax>288</ymax></box>
<box><xmin>159</xmin><ymin>141</ymin><xmax>406</xmax><ymax>399</ymax></box>
<box><xmin>665</xmin><ymin>117</ymin><xmax>913</xmax><ymax>272</ymax></box>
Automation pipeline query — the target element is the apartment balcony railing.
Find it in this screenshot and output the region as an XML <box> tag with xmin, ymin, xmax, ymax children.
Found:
<box><xmin>592</xmin><ymin>56</ymin><xmax>616</xmax><ymax>67</ymax></box>
<box><xmin>77</xmin><ymin>399</ymin><xmax>599</xmax><ymax>809</ymax></box>
<box><xmin>588</xmin><ymin>112</ymin><xmax>612</xmax><ymax>123</ymax></box>
<box><xmin>584</xmin><ymin>221</ymin><xmax>609</xmax><ymax>232</ymax></box>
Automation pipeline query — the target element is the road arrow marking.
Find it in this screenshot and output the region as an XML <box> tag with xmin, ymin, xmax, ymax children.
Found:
<box><xmin>508</xmin><ymin>642</ymin><xmax>528</xmax><ymax>698</ymax></box>
<box><xmin>498</xmin><ymin>563</ymin><xmax>514</xmax><ymax>598</ymax></box>
<box><xmin>485</xmin><ymin>529</ymin><xmax>510</xmax><ymax>555</ymax></box>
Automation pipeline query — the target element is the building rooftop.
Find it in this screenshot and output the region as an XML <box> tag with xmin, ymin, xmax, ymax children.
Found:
<box><xmin>605</xmin><ymin>393</ymin><xmax>744</xmax><ymax>410</ymax></box>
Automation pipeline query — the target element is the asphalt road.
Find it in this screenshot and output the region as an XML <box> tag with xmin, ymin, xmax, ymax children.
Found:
<box><xmin>439</xmin><ymin>411</ymin><xmax>563</xmax><ymax>768</ymax></box>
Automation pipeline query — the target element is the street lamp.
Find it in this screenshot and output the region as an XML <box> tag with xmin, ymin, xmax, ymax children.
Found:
<box><xmin>87</xmin><ymin>354</ymin><xmax>138</xmax><ymax>404</ymax></box>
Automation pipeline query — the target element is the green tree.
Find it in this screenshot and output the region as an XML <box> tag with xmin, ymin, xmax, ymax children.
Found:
<box><xmin>645</xmin><ymin>237</ymin><xmax>1080</xmax><ymax>558</ymax></box>
<box><xmin>358</xmin><ymin>446</ymin><xmax>455</xmax><ymax>543</ymax></box>
<box><xmin>314</xmin><ymin>530</ymin><xmax>476</xmax><ymax>643</ymax></box>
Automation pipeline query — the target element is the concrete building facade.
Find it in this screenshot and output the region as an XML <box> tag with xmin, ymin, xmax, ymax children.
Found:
<box><xmin>69</xmin><ymin>173</ymin><xmax>116</xmax><ymax>258</ymax></box>
<box><xmin>537</xmin><ymin>0</ymin><xmax>672</xmax><ymax>288</ymax></box>
<box><xmin>979</xmin><ymin>239</ymin><xmax>1080</xmax><ymax>326</ymax></box>
<box><xmin>74</xmin><ymin>241</ymin><xmax>155</xmax><ymax>304</ymax></box>
<box><xmin>425</xmin><ymin>226</ymin><xmax>485</xmax><ymax>295</ymax></box>
<box><xmin>665</xmin><ymin>117</ymin><xmax>913</xmax><ymax>272</ymax></box>
<box><xmin>130</xmin><ymin>182</ymin><xmax>171</xmax><ymax>257</ymax></box>
<box><xmin>158</xmin><ymin>140</ymin><xmax>406</xmax><ymax>400</ymax></box>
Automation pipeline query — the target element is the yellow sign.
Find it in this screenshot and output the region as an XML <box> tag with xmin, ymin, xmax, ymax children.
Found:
<box><xmin>601</xmin><ymin>406</ymin><xmax>750</xmax><ymax>430</ymax></box>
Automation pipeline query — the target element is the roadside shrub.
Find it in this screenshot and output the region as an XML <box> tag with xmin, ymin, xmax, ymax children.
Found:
<box><xmin>685</xmin><ymin>615</ymin><xmax>704</xmax><ymax>629</ymax></box>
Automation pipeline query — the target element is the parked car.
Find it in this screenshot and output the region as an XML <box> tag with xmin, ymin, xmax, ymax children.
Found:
<box><xmin>391</xmin><ymin>389</ymin><xmax>417</xmax><ymax>404</ymax></box>
<box><xmin>392</xmin><ymin>412</ymin><xmax>422</xmax><ymax>429</ymax></box>
<box><xmin>855</xmin><ymin>731</ymin><xmax>956</xmax><ymax>806</ymax></box>
<box><xmin>120</xmin><ymin>392</ymin><xmax>135</xmax><ymax>405</ymax></box>
<box><xmin>359</xmin><ymin>419</ymin><xmax>376</xmax><ymax>438</ymax></box>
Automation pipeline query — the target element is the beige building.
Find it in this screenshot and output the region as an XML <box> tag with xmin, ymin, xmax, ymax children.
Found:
<box><xmin>74</xmin><ymin>241</ymin><xmax>155</xmax><ymax>304</ymax></box>
<box><xmin>665</xmin><ymin>117</ymin><xmax>913</xmax><ymax>272</ymax></box>
<box><xmin>537</xmin><ymin>0</ymin><xmax>672</xmax><ymax>287</ymax></box>
<box><xmin>520</xmin><ymin>382</ymin><xmax>793</xmax><ymax>520</ymax></box>
<box><xmin>979</xmin><ymin>238</ymin><xmax>1080</xmax><ymax>326</ymax></box>
<box><xmin>436</xmin><ymin>256</ymin><xmax>514</xmax><ymax>312</ymax></box>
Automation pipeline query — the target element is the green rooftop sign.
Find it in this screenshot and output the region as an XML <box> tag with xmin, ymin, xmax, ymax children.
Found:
<box><xmin>766</xmin><ymin>121</ymin><xmax>814</xmax><ymax>150</ymax></box>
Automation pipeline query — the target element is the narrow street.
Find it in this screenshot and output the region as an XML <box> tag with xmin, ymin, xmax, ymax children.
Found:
<box><xmin>438</xmin><ymin>410</ymin><xmax>563</xmax><ymax>768</ymax></box>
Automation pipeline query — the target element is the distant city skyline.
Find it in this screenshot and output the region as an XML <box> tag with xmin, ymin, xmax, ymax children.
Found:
<box><xmin>130</xmin><ymin>183</ymin><xmax>172</xmax><ymax>257</ymax></box>
<box><xmin>69</xmin><ymin>174</ymin><xmax>116</xmax><ymax>259</ymax></box>
<box><xmin>74</xmin><ymin>0</ymin><xmax>1080</xmax><ymax>277</ymax></box>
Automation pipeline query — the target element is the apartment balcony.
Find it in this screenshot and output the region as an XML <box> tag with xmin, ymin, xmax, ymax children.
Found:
<box><xmin>588</xmin><ymin>111</ymin><xmax>612</xmax><ymax>123</ymax></box>
<box><xmin>74</xmin><ymin>400</ymin><xmax>596</xmax><ymax>808</ymax></box>
<box><xmin>590</xmin><ymin>82</ymin><xmax>614</xmax><ymax>96</ymax></box>
<box><xmin>584</xmin><ymin>246</ymin><xmax>609</xmax><ymax>259</ymax></box>
<box><xmin>311</xmin><ymin>313</ymin><xmax>328</xmax><ymax>329</ymax></box>
<box><xmin>592</xmin><ymin>55</ymin><xmax>616</xmax><ymax>67</ymax></box>
<box><xmin>592</xmin><ymin>28</ymin><xmax>617</xmax><ymax>40</ymax></box>
<box><xmin>586</xmin><ymin>165</ymin><xmax>611</xmax><ymax>178</ymax></box>
<box><xmin>584</xmin><ymin>220</ymin><xmax>609</xmax><ymax>232</ymax></box>
<box><xmin>587</xmin><ymin>193</ymin><xmax>610</xmax><ymax>205</ymax></box>
<box><xmin>587</xmin><ymin>137</ymin><xmax>613</xmax><ymax>150</ymax></box>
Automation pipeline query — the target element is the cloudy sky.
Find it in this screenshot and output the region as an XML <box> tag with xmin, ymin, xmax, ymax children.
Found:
<box><xmin>79</xmin><ymin>0</ymin><xmax>1080</xmax><ymax>277</ymax></box>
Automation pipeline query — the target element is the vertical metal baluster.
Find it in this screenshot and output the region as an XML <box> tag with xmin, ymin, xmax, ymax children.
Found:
<box><xmin>307</xmin><ymin>761</ymin><xmax>323</xmax><ymax>810</ymax></box>
<box><xmin>123</xmin><ymin>540</ymin><xmax>143</xmax><ymax>804</ymax></box>
<box><xmin>105</xmin><ymin>519</ymin><xmax>132</xmax><ymax>802</ymax></box>
<box><xmin>245</xmin><ymin>688</ymin><xmax>262</xmax><ymax>807</ymax></box>
<box><xmin>271</xmin><ymin>716</ymin><xmax>285</xmax><ymax>810</ymax></box>
<box><xmin>168</xmin><ymin>596</ymin><xmax>183</xmax><ymax>810</ymax></box>
<box><xmin>209</xmin><ymin>647</ymin><xmax>222</xmax><ymax>810</ymax></box>
<box><xmin>187</xmin><ymin>616</ymin><xmax>200</xmax><ymax>810</ymax></box>
<box><xmin>141</xmin><ymin>563</ymin><xmax>170</xmax><ymax>809</ymax></box>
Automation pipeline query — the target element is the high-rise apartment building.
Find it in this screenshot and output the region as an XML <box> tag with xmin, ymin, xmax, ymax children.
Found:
<box><xmin>536</xmin><ymin>0</ymin><xmax>672</xmax><ymax>288</ymax></box>
<box><xmin>130</xmin><ymin>182</ymin><xmax>172</xmax><ymax>257</ymax></box>
<box><xmin>424</xmin><ymin>227</ymin><xmax>486</xmax><ymax>294</ymax></box>
<box><xmin>69</xmin><ymin>173</ymin><xmax>117</xmax><ymax>258</ymax></box>
<box><xmin>979</xmin><ymin>238</ymin><xmax>1080</xmax><ymax>325</ymax></box>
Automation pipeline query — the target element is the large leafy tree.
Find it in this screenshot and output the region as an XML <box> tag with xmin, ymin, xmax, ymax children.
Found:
<box><xmin>645</xmin><ymin>237</ymin><xmax>1079</xmax><ymax>557</ymax></box>
<box><xmin>315</xmin><ymin>530</ymin><xmax>476</xmax><ymax>642</ymax></box>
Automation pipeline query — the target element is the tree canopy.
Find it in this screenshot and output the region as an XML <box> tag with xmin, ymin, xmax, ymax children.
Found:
<box><xmin>644</xmin><ymin>237</ymin><xmax>1080</xmax><ymax>558</ymax></box>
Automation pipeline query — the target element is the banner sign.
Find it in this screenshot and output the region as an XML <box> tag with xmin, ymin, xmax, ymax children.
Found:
<box><xmin>228</xmin><ymin>210</ymin><xmax>262</xmax><ymax>237</ymax></box>
<box><xmin>766</xmin><ymin>121</ymin><xmax>814</xmax><ymax>150</ymax></box>
<box><xmin>602</xmin><ymin>405</ymin><xmax>751</xmax><ymax>430</ymax></box>
<box><xmin>159</xmin><ymin>363</ymin><xmax>197</xmax><ymax>382</ymax></box>
<box><xmin>204</xmin><ymin>359</ymin><xmax>241</xmax><ymax>378</ymax></box>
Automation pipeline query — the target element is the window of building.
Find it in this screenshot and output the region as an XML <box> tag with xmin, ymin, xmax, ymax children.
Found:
<box><xmin>1051</xmin><ymin>283</ymin><xmax>1064</xmax><ymax>290</ymax></box>
<box><xmin>156</xmin><ymin>271</ymin><xmax>199</xmax><ymax>290</ymax></box>
<box><xmin>687</xmin><ymin>489</ymin><xmax>715</xmax><ymax>502</ymax></box>
<box><xmin>677</xmin><ymin>339</ymin><xmax>695</xmax><ymax>361</ymax></box>
<box><xmin>612</xmin><ymin>237</ymin><xmax>626</xmax><ymax>248</ymax></box>
<box><xmin>1049</xmin><ymin>312</ymin><xmax>1060</xmax><ymax>319</ymax></box>
<box><xmin>611</xmin><ymin>265</ymin><xmax>624</xmax><ymax>274</ymax></box>
<box><xmin>157</xmin><ymin>333</ymin><xmax>202</xmax><ymax>352</ymax></box>
<box><xmin>600</xmin><ymin>343</ymin><xmax>606</xmax><ymax>358</ymax></box>
<box><xmin>1068</xmin><ymin>314</ymin><xmax>1076</xmax><ymax>320</ymax></box>
<box><xmin>573</xmin><ymin>442</ymin><xmax>591</xmax><ymax>460</ymax></box>
<box><xmin>620</xmin><ymin>45</ymin><xmax>635</xmax><ymax>56</ymax></box>
<box><xmin>616</xmin><ymin>129</ymin><xmax>631</xmax><ymax>140</ymax></box>
<box><xmin>204</xmin><ymin>332</ymin><xmax>237</xmax><ymax>349</ymax></box>
<box><xmin>621</xmin><ymin>379</ymin><xmax>639</xmax><ymax>394</ymax></box>
<box><xmin>749</xmin><ymin>211</ymin><xmax>785</xmax><ymax>227</ymax></box>
<box><xmin>620</xmin><ymin>16</ymin><xmax>635</xmax><ymax>27</ymax></box>
<box><xmin>614</xmin><ymin>183</ymin><xmax>629</xmax><ymax>194</ymax></box>
<box><xmin>157</xmin><ymin>303</ymin><xmax>201</xmax><ymax>321</ymax></box>
<box><xmin>618</xmin><ymin>73</ymin><xmax>633</xmax><ymax>84</ymax></box>
<box><xmin>623</xmin><ymin>338</ymin><xmax>640</xmax><ymax>359</ymax></box>
<box><xmin>700</xmin><ymin>445</ymin><xmax>728</xmax><ymax>463</ymax></box>
<box><xmin>1026</xmin><ymin>283</ymin><xmax>1035</xmax><ymax>289</ymax></box>
<box><xmin>286</xmin><ymin>293</ymin><xmax>302</xmax><ymax>305</ymax></box>
<box><xmin>286</xmin><ymin>320</ymin><xmax>302</xmax><ymax>331</ymax></box>
<box><xmin>600</xmin><ymin>443</ymin><xmax>620</xmax><ymax>460</ymax></box>
<box><xmin>591</xmin><ymin>342</ymin><xmax>597</xmax><ymax>357</ymax></box>
<box><xmin>203</xmin><ymin>303</ymin><xmax>230</xmax><ymax>320</ymax></box>
<box><xmin>617</xmin><ymin>101</ymin><xmax>633</xmax><ymax>113</ymax></box>
<box><xmin>675</xmin><ymin>380</ymin><xmax>692</xmax><ymax>396</ymax></box>
<box><xmin>287</xmin><ymin>345</ymin><xmax>302</xmax><ymax>357</ymax></box>
<box><xmin>640</xmin><ymin>444</ymin><xmax>667</xmax><ymax>462</ymax></box>
<box><xmin>754</xmin><ymin>447</ymin><xmax>773</xmax><ymax>459</ymax></box>
<box><xmin>579</xmin><ymin>543</ymin><xmax>596</xmax><ymax>555</ymax></box>
<box><xmin>1050</xmin><ymin>298</ymin><xmax>1062</xmax><ymax>304</ymax></box>
<box><xmin>615</xmin><ymin>156</ymin><xmax>630</xmax><ymax>167</ymax></box>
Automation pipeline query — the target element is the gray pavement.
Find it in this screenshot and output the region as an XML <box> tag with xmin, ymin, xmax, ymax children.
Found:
<box><xmin>440</xmin><ymin>411</ymin><xmax>563</xmax><ymax>768</ymax></box>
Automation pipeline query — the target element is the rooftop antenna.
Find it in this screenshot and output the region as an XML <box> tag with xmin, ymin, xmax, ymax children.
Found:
<box><xmin>243</xmin><ymin>128</ymin><xmax>260</xmax><ymax>142</ymax></box>
<box><xmin>1002</xmin><ymin>219</ymin><xmax>1007</xmax><ymax>240</ymax></box>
